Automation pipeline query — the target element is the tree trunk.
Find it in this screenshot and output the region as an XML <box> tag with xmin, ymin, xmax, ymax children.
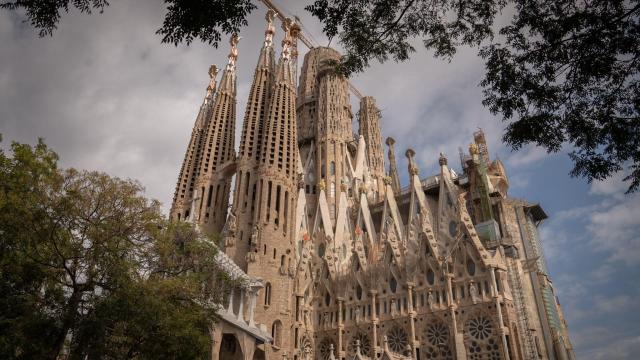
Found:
<box><xmin>50</xmin><ymin>290</ymin><xmax>82</xmax><ymax>360</ymax></box>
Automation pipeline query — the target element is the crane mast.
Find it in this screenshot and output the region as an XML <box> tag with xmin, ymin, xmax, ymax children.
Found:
<box><xmin>259</xmin><ymin>0</ymin><xmax>364</xmax><ymax>100</ymax></box>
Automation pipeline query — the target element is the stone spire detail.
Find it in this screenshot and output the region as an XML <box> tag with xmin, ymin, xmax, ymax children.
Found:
<box><xmin>170</xmin><ymin>65</ymin><xmax>219</xmax><ymax>222</ymax></box>
<box><xmin>192</xmin><ymin>35</ymin><xmax>239</xmax><ymax>234</ymax></box>
<box><xmin>247</xmin><ymin>26</ymin><xmax>299</xmax><ymax>356</ymax></box>
<box><xmin>229</xmin><ymin>11</ymin><xmax>277</xmax><ymax>269</ymax></box>
<box><xmin>359</xmin><ymin>96</ymin><xmax>385</xmax><ymax>195</ymax></box>
<box><xmin>386</xmin><ymin>137</ymin><xmax>401</xmax><ymax>193</ymax></box>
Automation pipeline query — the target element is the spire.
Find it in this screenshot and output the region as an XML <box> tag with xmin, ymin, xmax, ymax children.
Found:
<box><xmin>229</xmin><ymin>12</ymin><xmax>277</xmax><ymax>269</ymax></box>
<box><xmin>238</xmin><ymin>12</ymin><xmax>276</xmax><ymax>162</ymax></box>
<box><xmin>192</xmin><ymin>34</ymin><xmax>239</xmax><ymax>233</ymax></box>
<box><xmin>205</xmin><ymin>65</ymin><xmax>219</xmax><ymax>102</ymax></box>
<box><xmin>258</xmin><ymin>25</ymin><xmax>297</xmax><ymax>174</ymax></box>
<box><xmin>386</xmin><ymin>137</ymin><xmax>401</xmax><ymax>193</ymax></box>
<box><xmin>169</xmin><ymin>65</ymin><xmax>219</xmax><ymax>222</ymax></box>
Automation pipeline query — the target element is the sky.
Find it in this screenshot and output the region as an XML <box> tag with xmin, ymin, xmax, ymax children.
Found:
<box><xmin>1</xmin><ymin>1</ymin><xmax>639</xmax><ymax>358</ymax></box>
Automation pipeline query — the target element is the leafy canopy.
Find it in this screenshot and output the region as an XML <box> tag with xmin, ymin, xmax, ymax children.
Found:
<box><xmin>2</xmin><ymin>0</ymin><xmax>639</xmax><ymax>192</ymax></box>
<box><xmin>0</xmin><ymin>137</ymin><xmax>238</xmax><ymax>359</ymax></box>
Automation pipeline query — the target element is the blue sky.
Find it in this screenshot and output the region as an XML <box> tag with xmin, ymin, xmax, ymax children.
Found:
<box><xmin>1</xmin><ymin>1</ymin><xmax>638</xmax><ymax>358</ymax></box>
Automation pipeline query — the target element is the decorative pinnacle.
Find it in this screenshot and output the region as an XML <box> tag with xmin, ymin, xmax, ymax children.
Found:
<box><xmin>386</xmin><ymin>137</ymin><xmax>396</xmax><ymax>146</ymax></box>
<box><xmin>469</xmin><ymin>142</ymin><xmax>479</xmax><ymax>156</ymax></box>
<box><xmin>280</xmin><ymin>18</ymin><xmax>293</xmax><ymax>60</ymax></box>
<box><xmin>226</xmin><ymin>33</ymin><xmax>241</xmax><ymax>70</ymax></box>
<box><xmin>439</xmin><ymin>152</ymin><xmax>448</xmax><ymax>166</ymax></box>
<box><xmin>318</xmin><ymin>179</ymin><xmax>326</xmax><ymax>191</ymax></box>
<box><xmin>406</xmin><ymin>148</ymin><xmax>419</xmax><ymax>175</ymax></box>
<box><xmin>206</xmin><ymin>64</ymin><xmax>219</xmax><ymax>99</ymax></box>
<box><xmin>264</xmin><ymin>9</ymin><xmax>275</xmax><ymax>46</ymax></box>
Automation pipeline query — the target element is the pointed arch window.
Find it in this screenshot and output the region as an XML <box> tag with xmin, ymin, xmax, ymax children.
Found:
<box><xmin>390</xmin><ymin>276</ymin><xmax>398</xmax><ymax>293</ymax></box>
<box><xmin>264</xmin><ymin>282</ymin><xmax>272</xmax><ymax>306</ymax></box>
<box><xmin>330</xmin><ymin>161</ymin><xmax>336</xmax><ymax>175</ymax></box>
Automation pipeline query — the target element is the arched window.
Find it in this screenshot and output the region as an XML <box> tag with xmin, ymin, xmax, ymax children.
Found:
<box><xmin>264</xmin><ymin>282</ymin><xmax>272</xmax><ymax>306</ymax></box>
<box><xmin>330</xmin><ymin>161</ymin><xmax>336</xmax><ymax>175</ymax></box>
<box><xmin>280</xmin><ymin>254</ymin><xmax>286</xmax><ymax>267</ymax></box>
<box><xmin>271</xmin><ymin>320</ymin><xmax>282</xmax><ymax>347</ymax></box>
<box><xmin>390</xmin><ymin>276</ymin><xmax>398</xmax><ymax>293</ymax></box>
<box><xmin>330</xmin><ymin>182</ymin><xmax>336</xmax><ymax>198</ymax></box>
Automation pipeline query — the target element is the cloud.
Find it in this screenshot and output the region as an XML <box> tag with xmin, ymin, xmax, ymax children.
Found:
<box><xmin>506</xmin><ymin>145</ymin><xmax>549</xmax><ymax>167</ymax></box>
<box><xmin>589</xmin><ymin>170</ymin><xmax>629</xmax><ymax>197</ymax></box>
<box><xmin>581</xmin><ymin>335</ymin><xmax>640</xmax><ymax>360</ymax></box>
<box><xmin>588</xmin><ymin>195</ymin><xmax>640</xmax><ymax>265</ymax></box>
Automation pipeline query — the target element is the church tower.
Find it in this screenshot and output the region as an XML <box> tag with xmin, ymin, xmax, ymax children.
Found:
<box><xmin>243</xmin><ymin>21</ymin><xmax>300</xmax><ymax>356</ymax></box>
<box><xmin>358</xmin><ymin>96</ymin><xmax>385</xmax><ymax>197</ymax></box>
<box><xmin>170</xmin><ymin>65</ymin><xmax>219</xmax><ymax>222</ymax></box>
<box><xmin>226</xmin><ymin>11</ymin><xmax>277</xmax><ymax>270</ymax></box>
<box><xmin>193</xmin><ymin>35</ymin><xmax>239</xmax><ymax>234</ymax></box>
<box><xmin>297</xmin><ymin>47</ymin><xmax>354</xmax><ymax>221</ymax></box>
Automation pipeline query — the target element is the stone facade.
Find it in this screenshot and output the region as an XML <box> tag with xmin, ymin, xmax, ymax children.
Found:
<box><xmin>170</xmin><ymin>12</ymin><xmax>575</xmax><ymax>360</ymax></box>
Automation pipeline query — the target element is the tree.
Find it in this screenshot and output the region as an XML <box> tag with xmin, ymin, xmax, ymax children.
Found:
<box><xmin>0</xmin><ymin>137</ymin><xmax>237</xmax><ymax>359</ymax></box>
<box><xmin>2</xmin><ymin>0</ymin><xmax>639</xmax><ymax>192</ymax></box>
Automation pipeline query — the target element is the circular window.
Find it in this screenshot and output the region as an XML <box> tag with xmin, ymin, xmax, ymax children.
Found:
<box><xmin>318</xmin><ymin>338</ymin><xmax>335</xmax><ymax>360</ymax></box>
<box><xmin>468</xmin><ymin>317</ymin><xmax>493</xmax><ymax>340</ymax></box>
<box><xmin>348</xmin><ymin>333</ymin><xmax>371</xmax><ymax>355</ymax></box>
<box><xmin>387</xmin><ymin>327</ymin><xmax>409</xmax><ymax>353</ymax></box>
<box><xmin>425</xmin><ymin>323</ymin><xmax>449</xmax><ymax>347</ymax></box>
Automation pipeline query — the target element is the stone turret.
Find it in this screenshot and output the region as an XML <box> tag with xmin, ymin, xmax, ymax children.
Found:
<box><xmin>297</xmin><ymin>47</ymin><xmax>354</xmax><ymax>221</ymax></box>
<box><xmin>359</xmin><ymin>96</ymin><xmax>385</xmax><ymax>197</ymax></box>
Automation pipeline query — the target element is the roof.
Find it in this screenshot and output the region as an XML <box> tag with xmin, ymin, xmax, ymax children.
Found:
<box><xmin>525</xmin><ymin>203</ymin><xmax>548</xmax><ymax>222</ymax></box>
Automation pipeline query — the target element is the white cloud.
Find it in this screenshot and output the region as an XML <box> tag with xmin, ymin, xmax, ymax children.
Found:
<box><xmin>589</xmin><ymin>170</ymin><xmax>629</xmax><ymax>197</ymax></box>
<box><xmin>581</xmin><ymin>335</ymin><xmax>640</xmax><ymax>360</ymax></box>
<box><xmin>588</xmin><ymin>195</ymin><xmax>640</xmax><ymax>265</ymax></box>
<box><xmin>506</xmin><ymin>145</ymin><xmax>550</xmax><ymax>167</ymax></box>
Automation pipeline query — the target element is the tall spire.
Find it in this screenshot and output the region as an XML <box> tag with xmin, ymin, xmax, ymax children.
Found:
<box><xmin>169</xmin><ymin>65</ymin><xmax>219</xmax><ymax>222</ymax></box>
<box><xmin>228</xmin><ymin>11</ymin><xmax>277</xmax><ymax>269</ymax></box>
<box><xmin>245</xmin><ymin>25</ymin><xmax>300</xmax><ymax>355</ymax></box>
<box><xmin>192</xmin><ymin>34</ymin><xmax>239</xmax><ymax>234</ymax></box>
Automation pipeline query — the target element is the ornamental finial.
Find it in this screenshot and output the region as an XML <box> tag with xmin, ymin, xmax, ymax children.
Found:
<box><xmin>469</xmin><ymin>142</ymin><xmax>479</xmax><ymax>156</ymax></box>
<box><xmin>281</xmin><ymin>18</ymin><xmax>293</xmax><ymax>60</ymax></box>
<box><xmin>206</xmin><ymin>64</ymin><xmax>219</xmax><ymax>99</ymax></box>
<box><xmin>226</xmin><ymin>33</ymin><xmax>241</xmax><ymax>70</ymax></box>
<box><xmin>264</xmin><ymin>10</ymin><xmax>275</xmax><ymax>46</ymax></box>
<box><xmin>439</xmin><ymin>152</ymin><xmax>448</xmax><ymax>166</ymax></box>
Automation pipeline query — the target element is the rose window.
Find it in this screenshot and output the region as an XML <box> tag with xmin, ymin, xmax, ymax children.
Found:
<box><xmin>426</xmin><ymin>323</ymin><xmax>449</xmax><ymax>347</ymax></box>
<box><xmin>299</xmin><ymin>336</ymin><xmax>313</xmax><ymax>359</ymax></box>
<box><xmin>348</xmin><ymin>332</ymin><xmax>371</xmax><ymax>355</ymax></box>
<box><xmin>387</xmin><ymin>327</ymin><xmax>409</xmax><ymax>353</ymax></box>
<box><xmin>468</xmin><ymin>316</ymin><xmax>493</xmax><ymax>340</ymax></box>
<box><xmin>318</xmin><ymin>338</ymin><xmax>335</xmax><ymax>360</ymax></box>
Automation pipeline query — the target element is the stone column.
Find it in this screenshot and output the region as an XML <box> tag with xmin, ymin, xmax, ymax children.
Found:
<box><xmin>338</xmin><ymin>297</ymin><xmax>344</xmax><ymax>358</ymax></box>
<box><xmin>370</xmin><ymin>290</ymin><xmax>379</xmax><ymax>358</ymax></box>
<box><xmin>407</xmin><ymin>282</ymin><xmax>417</xmax><ymax>358</ymax></box>
<box><xmin>237</xmin><ymin>289</ymin><xmax>245</xmax><ymax>323</ymax></box>
<box><xmin>491</xmin><ymin>267</ymin><xmax>511</xmax><ymax>360</ymax></box>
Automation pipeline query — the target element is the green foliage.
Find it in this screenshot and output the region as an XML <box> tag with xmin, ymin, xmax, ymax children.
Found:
<box><xmin>0</xmin><ymin>137</ymin><xmax>237</xmax><ymax>359</ymax></box>
<box><xmin>308</xmin><ymin>0</ymin><xmax>640</xmax><ymax>193</ymax></box>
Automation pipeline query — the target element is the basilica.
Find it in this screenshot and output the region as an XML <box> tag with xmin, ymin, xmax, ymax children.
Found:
<box><xmin>169</xmin><ymin>10</ymin><xmax>575</xmax><ymax>360</ymax></box>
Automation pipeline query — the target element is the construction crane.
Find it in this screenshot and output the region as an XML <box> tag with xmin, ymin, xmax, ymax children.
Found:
<box><xmin>260</xmin><ymin>0</ymin><xmax>364</xmax><ymax>100</ymax></box>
